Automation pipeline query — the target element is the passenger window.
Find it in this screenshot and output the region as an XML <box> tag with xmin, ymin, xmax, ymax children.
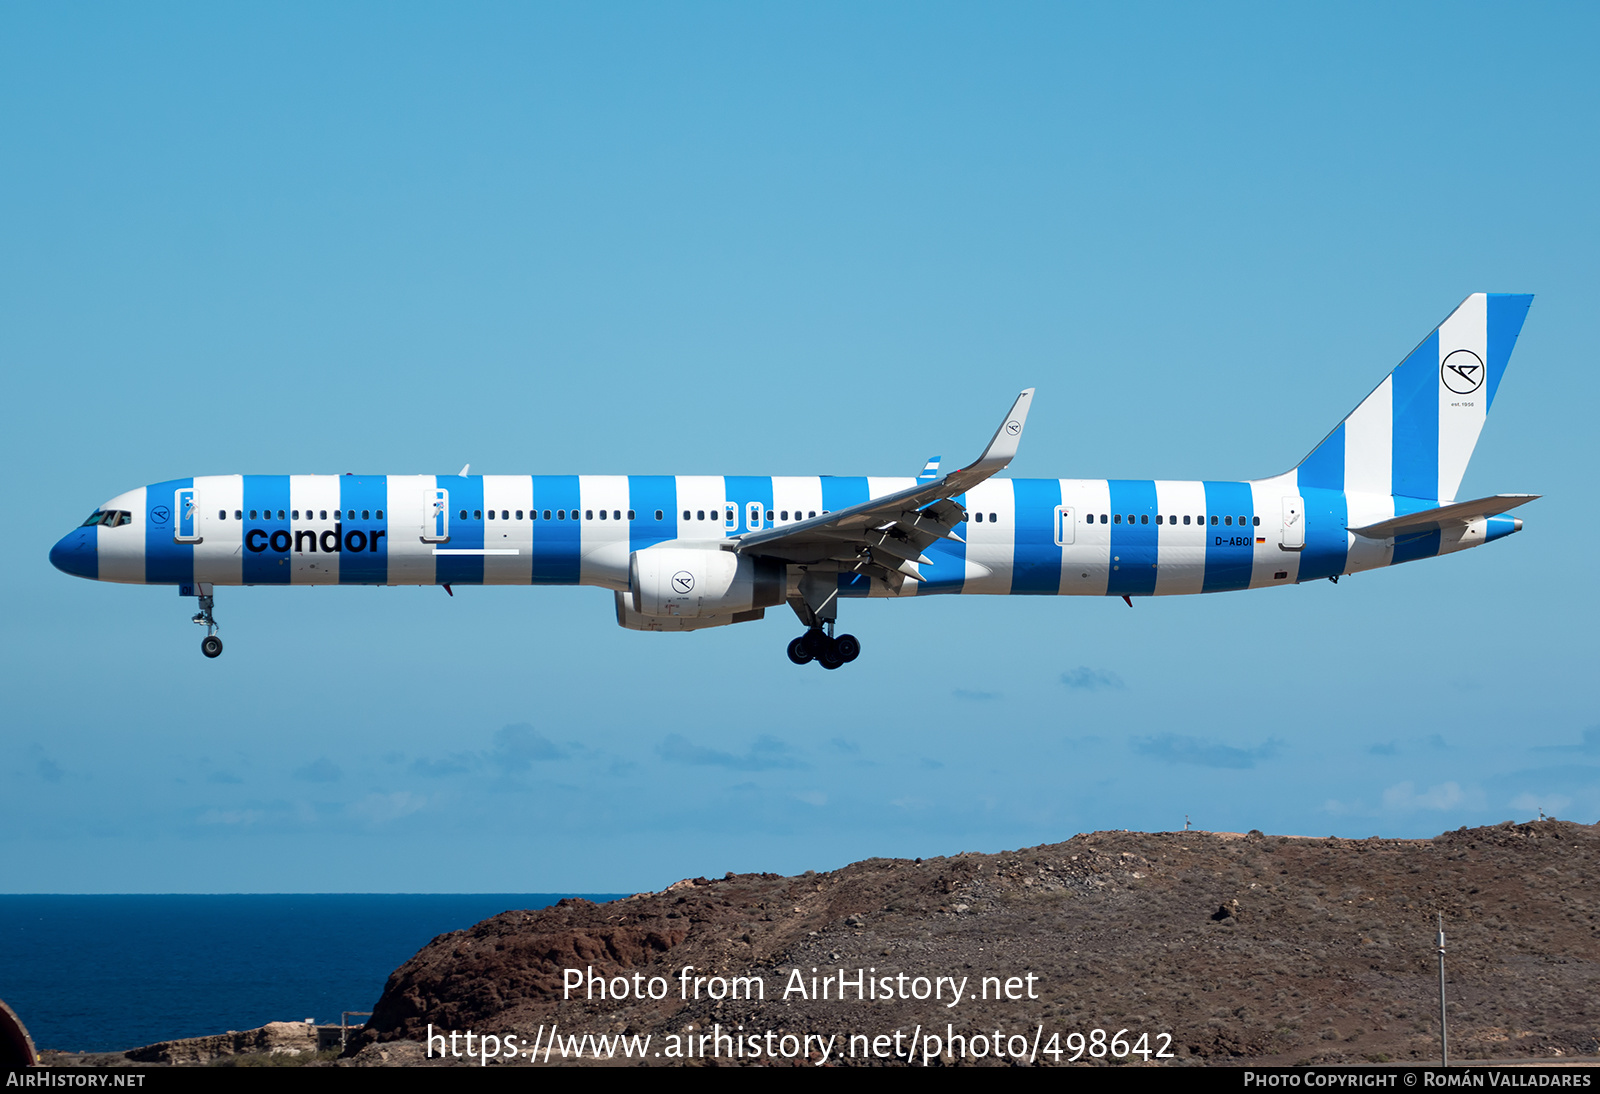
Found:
<box><xmin>1210</xmin><ymin>516</ymin><xmax>1217</xmax><ymax>525</ymax></box>
<box><xmin>1140</xmin><ymin>514</ymin><xmax>1148</xmax><ymax>525</ymax></box>
<box><xmin>765</xmin><ymin>510</ymin><xmax>774</xmax><ymax>521</ymax></box>
<box><xmin>249</xmin><ymin>510</ymin><xmax>258</xmax><ymax>519</ymax></box>
<box><xmin>488</xmin><ymin>510</ymin><xmax>495</xmax><ymax>520</ymax></box>
<box><xmin>1225</xmin><ymin>516</ymin><xmax>1232</xmax><ymax>525</ymax></box>
<box><xmin>543</xmin><ymin>510</ymin><xmax>551</xmax><ymax>520</ymax></box>
<box><xmin>654</xmin><ymin>510</ymin><xmax>663</xmax><ymax>520</ymax></box>
<box><xmin>1114</xmin><ymin>514</ymin><xmax>1122</xmax><ymax>524</ymax></box>
<box><xmin>1252</xmin><ymin>516</ymin><xmax>1260</xmax><ymax>526</ymax></box>
<box><xmin>235</xmin><ymin>510</ymin><xmax>242</xmax><ymax>520</ymax></box>
<box><xmin>516</xmin><ymin>510</ymin><xmax>523</xmax><ymax>520</ymax></box>
<box><xmin>319</xmin><ymin>511</ymin><xmax>327</xmax><ymax>520</ymax></box>
<box><xmin>1183</xmin><ymin>515</ymin><xmax>1190</xmax><ymax>525</ymax></box>
<box><xmin>377</xmin><ymin>510</ymin><xmax>384</xmax><ymax>519</ymax></box>
<box><xmin>974</xmin><ymin>512</ymin><xmax>983</xmax><ymax>523</ymax></box>
<box><xmin>697</xmin><ymin>510</ymin><xmax>705</xmax><ymax>521</ymax></box>
<box><xmin>459</xmin><ymin>509</ymin><xmax>468</xmax><ymax>520</ymax></box>
<box><xmin>628</xmin><ymin>510</ymin><xmax>636</xmax><ymax>520</ymax></box>
<box><xmin>585</xmin><ymin>510</ymin><xmax>593</xmax><ymax>520</ymax></box>
<box><xmin>808</xmin><ymin>511</ymin><xmax>816</xmax><ymax>518</ymax></box>
<box><xmin>362</xmin><ymin>510</ymin><xmax>370</xmax><ymax>520</ymax></box>
<box><xmin>598</xmin><ymin>510</ymin><xmax>606</xmax><ymax>520</ymax></box>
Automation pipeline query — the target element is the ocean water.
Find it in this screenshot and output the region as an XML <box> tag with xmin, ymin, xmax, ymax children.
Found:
<box><xmin>0</xmin><ymin>894</ymin><xmax>621</xmax><ymax>1053</ymax></box>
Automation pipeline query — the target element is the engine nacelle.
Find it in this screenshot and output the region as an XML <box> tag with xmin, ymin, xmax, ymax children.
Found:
<box><xmin>629</xmin><ymin>543</ymin><xmax>784</xmax><ymax>619</ymax></box>
<box><xmin>614</xmin><ymin>593</ymin><xmax>765</xmax><ymax>632</ymax></box>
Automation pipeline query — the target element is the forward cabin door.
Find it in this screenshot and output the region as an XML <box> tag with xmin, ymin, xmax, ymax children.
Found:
<box><xmin>174</xmin><ymin>488</ymin><xmax>202</xmax><ymax>543</ymax></box>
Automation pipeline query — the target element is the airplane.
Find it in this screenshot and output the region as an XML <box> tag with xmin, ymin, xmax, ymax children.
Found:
<box><xmin>50</xmin><ymin>293</ymin><xmax>1536</xmax><ymax>668</ymax></box>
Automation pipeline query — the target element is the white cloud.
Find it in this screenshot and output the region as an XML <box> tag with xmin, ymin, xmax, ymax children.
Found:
<box><xmin>1381</xmin><ymin>780</ymin><xmax>1473</xmax><ymax>811</ymax></box>
<box><xmin>348</xmin><ymin>791</ymin><xmax>427</xmax><ymax>825</ymax></box>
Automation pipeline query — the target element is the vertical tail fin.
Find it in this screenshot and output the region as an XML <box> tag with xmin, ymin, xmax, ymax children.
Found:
<box><xmin>1296</xmin><ymin>293</ymin><xmax>1532</xmax><ymax>502</ymax></box>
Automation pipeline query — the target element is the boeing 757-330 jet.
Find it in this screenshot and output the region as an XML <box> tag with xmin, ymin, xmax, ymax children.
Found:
<box><xmin>50</xmin><ymin>294</ymin><xmax>1537</xmax><ymax>668</ymax></box>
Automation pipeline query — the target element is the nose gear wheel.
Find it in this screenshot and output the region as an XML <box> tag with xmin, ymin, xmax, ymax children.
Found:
<box><xmin>191</xmin><ymin>594</ymin><xmax>222</xmax><ymax>658</ymax></box>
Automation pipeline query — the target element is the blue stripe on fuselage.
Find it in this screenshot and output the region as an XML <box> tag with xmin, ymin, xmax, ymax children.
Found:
<box><xmin>529</xmin><ymin>476</ymin><xmax>579</xmax><ymax>585</ymax></box>
<box><xmin>1106</xmin><ymin>480</ymin><xmax>1158</xmax><ymax>597</ymax></box>
<box><xmin>1296</xmin><ymin>485</ymin><xmax>1348</xmax><ymax>582</ymax></box>
<box><xmin>437</xmin><ymin>476</ymin><xmax>485</xmax><ymax>585</ymax></box>
<box><xmin>241</xmin><ymin>476</ymin><xmax>291</xmax><ymax>585</ymax></box>
<box><xmin>1011</xmin><ymin>477</ymin><xmax>1063</xmax><ymax>594</ymax></box>
<box><xmin>627</xmin><ymin>476</ymin><xmax>678</xmax><ymax>554</ymax></box>
<box><xmin>338</xmin><ymin>476</ymin><xmax>388</xmax><ymax>585</ymax></box>
<box><xmin>1201</xmin><ymin>481</ymin><xmax>1255</xmax><ymax>593</ymax></box>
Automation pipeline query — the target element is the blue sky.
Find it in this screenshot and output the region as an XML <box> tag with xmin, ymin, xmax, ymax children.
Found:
<box><xmin>3</xmin><ymin>3</ymin><xmax>1597</xmax><ymax>892</ymax></box>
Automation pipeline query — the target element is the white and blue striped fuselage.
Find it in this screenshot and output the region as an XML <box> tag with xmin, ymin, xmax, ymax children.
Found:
<box><xmin>48</xmin><ymin>294</ymin><xmax>1538</xmax><ymax>660</ymax></box>
<box><xmin>59</xmin><ymin>470</ymin><xmax>1521</xmax><ymax>599</ymax></box>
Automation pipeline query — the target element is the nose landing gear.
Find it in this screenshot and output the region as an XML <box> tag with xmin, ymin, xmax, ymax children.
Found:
<box><xmin>192</xmin><ymin>594</ymin><xmax>223</xmax><ymax>658</ymax></box>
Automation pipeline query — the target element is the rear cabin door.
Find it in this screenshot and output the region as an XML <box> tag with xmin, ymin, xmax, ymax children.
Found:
<box><xmin>1280</xmin><ymin>496</ymin><xmax>1305</xmax><ymax>550</ymax></box>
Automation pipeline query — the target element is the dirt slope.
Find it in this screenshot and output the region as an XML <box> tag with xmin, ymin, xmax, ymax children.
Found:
<box><xmin>352</xmin><ymin>821</ymin><xmax>1600</xmax><ymax>1066</ymax></box>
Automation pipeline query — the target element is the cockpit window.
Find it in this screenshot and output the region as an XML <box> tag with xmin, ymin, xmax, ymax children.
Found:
<box><xmin>81</xmin><ymin>511</ymin><xmax>107</xmax><ymax>527</ymax></box>
<box><xmin>80</xmin><ymin>510</ymin><xmax>133</xmax><ymax>528</ymax></box>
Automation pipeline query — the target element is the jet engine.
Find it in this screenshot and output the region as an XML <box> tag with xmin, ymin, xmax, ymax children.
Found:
<box><xmin>623</xmin><ymin>543</ymin><xmax>784</xmax><ymax>627</ymax></box>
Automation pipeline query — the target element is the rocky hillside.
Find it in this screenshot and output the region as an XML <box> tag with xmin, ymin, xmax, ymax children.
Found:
<box><xmin>351</xmin><ymin>821</ymin><xmax>1600</xmax><ymax>1066</ymax></box>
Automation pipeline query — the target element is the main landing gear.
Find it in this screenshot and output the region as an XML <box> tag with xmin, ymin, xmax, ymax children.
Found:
<box><xmin>787</xmin><ymin>624</ymin><xmax>861</xmax><ymax>670</ymax></box>
<box><xmin>193</xmin><ymin>594</ymin><xmax>223</xmax><ymax>658</ymax></box>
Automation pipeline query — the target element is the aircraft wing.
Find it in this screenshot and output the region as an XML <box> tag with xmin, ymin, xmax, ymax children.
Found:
<box><xmin>1348</xmin><ymin>493</ymin><xmax>1540</xmax><ymax>539</ymax></box>
<box><xmin>732</xmin><ymin>389</ymin><xmax>1034</xmax><ymax>589</ymax></box>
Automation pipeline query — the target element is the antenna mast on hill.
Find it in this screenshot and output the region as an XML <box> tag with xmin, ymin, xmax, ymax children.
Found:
<box><xmin>1436</xmin><ymin>913</ymin><xmax>1448</xmax><ymax>1067</ymax></box>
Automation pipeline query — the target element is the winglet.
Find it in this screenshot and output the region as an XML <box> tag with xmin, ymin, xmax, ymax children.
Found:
<box><xmin>458</xmin><ymin>463</ymin><xmax>470</xmax><ymax>477</ymax></box>
<box><xmin>918</xmin><ymin>456</ymin><xmax>942</xmax><ymax>482</ymax></box>
<box><xmin>962</xmin><ymin>389</ymin><xmax>1034</xmax><ymax>477</ymax></box>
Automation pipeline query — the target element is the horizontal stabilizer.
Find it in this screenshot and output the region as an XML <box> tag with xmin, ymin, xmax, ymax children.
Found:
<box><xmin>1348</xmin><ymin>494</ymin><xmax>1539</xmax><ymax>539</ymax></box>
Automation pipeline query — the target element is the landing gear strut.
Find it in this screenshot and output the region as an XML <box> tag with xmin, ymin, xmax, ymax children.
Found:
<box><xmin>786</xmin><ymin>571</ymin><xmax>860</xmax><ymax>668</ymax></box>
<box><xmin>193</xmin><ymin>594</ymin><xmax>223</xmax><ymax>658</ymax></box>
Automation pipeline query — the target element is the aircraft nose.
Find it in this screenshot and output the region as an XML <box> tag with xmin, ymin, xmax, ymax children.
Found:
<box><xmin>50</xmin><ymin>528</ymin><xmax>97</xmax><ymax>579</ymax></box>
